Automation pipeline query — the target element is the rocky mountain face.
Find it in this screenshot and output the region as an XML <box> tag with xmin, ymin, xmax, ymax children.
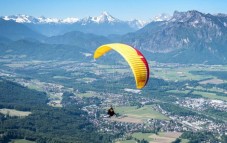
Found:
<box><xmin>122</xmin><ymin>10</ymin><xmax>227</xmax><ymax>64</ymax></box>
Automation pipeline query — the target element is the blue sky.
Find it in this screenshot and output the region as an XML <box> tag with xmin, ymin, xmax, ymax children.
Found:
<box><xmin>1</xmin><ymin>0</ymin><xmax>227</xmax><ymax>20</ymax></box>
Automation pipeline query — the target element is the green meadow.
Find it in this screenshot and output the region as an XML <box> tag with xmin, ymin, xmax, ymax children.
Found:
<box><xmin>116</xmin><ymin>105</ymin><xmax>169</xmax><ymax>120</ymax></box>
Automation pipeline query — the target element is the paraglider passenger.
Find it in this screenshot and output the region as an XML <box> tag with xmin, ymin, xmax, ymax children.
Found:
<box><xmin>107</xmin><ymin>106</ymin><xmax>115</xmax><ymax>117</ymax></box>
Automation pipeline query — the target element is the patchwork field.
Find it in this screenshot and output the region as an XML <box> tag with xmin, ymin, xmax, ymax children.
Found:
<box><xmin>152</xmin><ymin>66</ymin><xmax>214</xmax><ymax>81</ymax></box>
<box><xmin>151</xmin><ymin>62</ymin><xmax>227</xmax><ymax>83</ymax></box>
<box><xmin>199</xmin><ymin>78</ymin><xmax>225</xmax><ymax>84</ymax></box>
<box><xmin>150</xmin><ymin>132</ymin><xmax>182</xmax><ymax>143</ymax></box>
<box><xmin>167</xmin><ymin>89</ymin><xmax>227</xmax><ymax>101</ymax></box>
<box><xmin>116</xmin><ymin>140</ymin><xmax>136</xmax><ymax>143</ymax></box>
<box><xmin>116</xmin><ymin>132</ymin><xmax>184</xmax><ymax>143</ymax></box>
<box><xmin>192</xmin><ymin>86</ymin><xmax>224</xmax><ymax>93</ymax></box>
<box><xmin>132</xmin><ymin>132</ymin><xmax>154</xmax><ymax>142</ymax></box>
<box><xmin>192</xmin><ymin>91</ymin><xmax>227</xmax><ymax>101</ymax></box>
<box><xmin>167</xmin><ymin>90</ymin><xmax>191</xmax><ymax>94</ymax></box>
<box><xmin>110</xmin><ymin>105</ymin><xmax>169</xmax><ymax>123</ymax></box>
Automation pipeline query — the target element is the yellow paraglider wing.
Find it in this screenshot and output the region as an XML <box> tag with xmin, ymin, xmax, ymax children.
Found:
<box><xmin>94</xmin><ymin>43</ymin><xmax>149</xmax><ymax>89</ymax></box>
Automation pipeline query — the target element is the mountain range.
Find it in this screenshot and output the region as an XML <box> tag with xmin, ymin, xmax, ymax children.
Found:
<box><xmin>122</xmin><ymin>10</ymin><xmax>227</xmax><ymax>64</ymax></box>
<box><xmin>1</xmin><ymin>12</ymin><xmax>154</xmax><ymax>36</ymax></box>
<box><xmin>0</xmin><ymin>10</ymin><xmax>227</xmax><ymax>64</ymax></box>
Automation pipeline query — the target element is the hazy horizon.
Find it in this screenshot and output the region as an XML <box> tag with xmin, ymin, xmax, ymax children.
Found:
<box><xmin>1</xmin><ymin>0</ymin><xmax>227</xmax><ymax>20</ymax></box>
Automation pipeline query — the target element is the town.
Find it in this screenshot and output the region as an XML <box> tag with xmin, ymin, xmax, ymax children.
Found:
<box><xmin>0</xmin><ymin>60</ymin><xmax>226</xmax><ymax>142</ymax></box>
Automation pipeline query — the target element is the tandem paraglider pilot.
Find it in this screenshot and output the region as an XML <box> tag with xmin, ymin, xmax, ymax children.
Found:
<box><xmin>107</xmin><ymin>106</ymin><xmax>116</xmax><ymax>117</ymax></box>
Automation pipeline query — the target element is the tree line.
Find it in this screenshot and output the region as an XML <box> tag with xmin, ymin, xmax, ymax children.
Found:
<box><xmin>0</xmin><ymin>78</ymin><xmax>116</xmax><ymax>143</ymax></box>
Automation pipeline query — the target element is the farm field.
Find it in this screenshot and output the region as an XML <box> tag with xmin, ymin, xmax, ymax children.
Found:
<box><xmin>10</xmin><ymin>139</ymin><xmax>35</xmax><ymax>143</ymax></box>
<box><xmin>151</xmin><ymin>63</ymin><xmax>227</xmax><ymax>83</ymax></box>
<box><xmin>0</xmin><ymin>108</ymin><xmax>31</xmax><ymax>117</ymax></box>
<box><xmin>112</xmin><ymin>105</ymin><xmax>169</xmax><ymax>123</ymax></box>
<box><xmin>167</xmin><ymin>89</ymin><xmax>227</xmax><ymax>101</ymax></box>
<box><xmin>132</xmin><ymin>132</ymin><xmax>154</xmax><ymax>142</ymax></box>
<box><xmin>152</xmin><ymin>67</ymin><xmax>213</xmax><ymax>81</ymax></box>
<box><xmin>115</xmin><ymin>140</ymin><xmax>136</xmax><ymax>143</ymax></box>
<box><xmin>199</xmin><ymin>78</ymin><xmax>225</xmax><ymax>84</ymax></box>
<box><xmin>167</xmin><ymin>90</ymin><xmax>191</xmax><ymax>94</ymax></box>
<box><xmin>191</xmin><ymin>86</ymin><xmax>224</xmax><ymax>93</ymax></box>
<box><xmin>150</xmin><ymin>132</ymin><xmax>182</xmax><ymax>143</ymax></box>
<box><xmin>116</xmin><ymin>132</ymin><xmax>183</xmax><ymax>143</ymax></box>
<box><xmin>192</xmin><ymin>91</ymin><xmax>227</xmax><ymax>101</ymax></box>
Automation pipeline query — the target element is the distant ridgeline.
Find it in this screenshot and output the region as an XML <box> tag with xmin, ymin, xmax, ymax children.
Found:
<box><xmin>0</xmin><ymin>78</ymin><xmax>116</xmax><ymax>143</ymax></box>
<box><xmin>1</xmin><ymin>10</ymin><xmax>227</xmax><ymax>64</ymax></box>
<box><xmin>0</xmin><ymin>10</ymin><xmax>227</xmax><ymax>64</ymax></box>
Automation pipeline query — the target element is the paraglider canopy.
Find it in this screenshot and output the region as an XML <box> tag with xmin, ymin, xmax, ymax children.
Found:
<box><xmin>94</xmin><ymin>43</ymin><xmax>149</xmax><ymax>89</ymax></box>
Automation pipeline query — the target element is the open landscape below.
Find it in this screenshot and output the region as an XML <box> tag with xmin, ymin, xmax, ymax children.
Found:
<box><xmin>0</xmin><ymin>58</ymin><xmax>227</xmax><ymax>143</ymax></box>
<box><xmin>1</xmin><ymin>6</ymin><xmax>227</xmax><ymax>143</ymax></box>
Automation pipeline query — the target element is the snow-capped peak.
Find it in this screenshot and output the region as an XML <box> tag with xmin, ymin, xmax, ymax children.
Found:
<box><xmin>2</xmin><ymin>14</ymin><xmax>79</xmax><ymax>24</ymax></box>
<box><xmin>92</xmin><ymin>11</ymin><xmax>119</xmax><ymax>23</ymax></box>
<box><xmin>2</xmin><ymin>14</ymin><xmax>38</xmax><ymax>23</ymax></box>
<box><xmin>37</xmin><ymin>16</ymin><xmax>79</xmax><ymax>24</ymax></box>
<box><xmin>1</xmin><ymin>12</ymin><xmax>148</xmax><ymax>29</ymax></box>
<box><xmin>62</xmin><ymin>17</ymin><xmax>79</xmax><ymax>23</ymax></box>
<box><xmin>37</xmin><ymin>16</ymin><xmax>60</xmax><ymax>23</ymax></box>
<box><xmin>151</xmin><ymin>13</ymin><xmax>172</xmax><ymax>22</ymax></box>
<box><xmin>128</xmin><ymin>19</ymin><xmax>148</xmax><ymax>29</ymax></box>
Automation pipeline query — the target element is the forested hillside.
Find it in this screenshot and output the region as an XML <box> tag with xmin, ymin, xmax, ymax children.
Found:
<box><xmin>0</xmin><ymin>79</ymin><xmax>115</xmax><ymax>143</ymax></box>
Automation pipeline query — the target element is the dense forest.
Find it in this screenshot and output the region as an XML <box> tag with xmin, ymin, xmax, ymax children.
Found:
<box><xmin>0</xmin><ymin>78</ymin><xmax>116</xmax><ymax>143</ymax></box>
<box><xmin>180</xmin><ymin>131</ymin><xmax>227</xmax><ymax>143</ymax></box>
